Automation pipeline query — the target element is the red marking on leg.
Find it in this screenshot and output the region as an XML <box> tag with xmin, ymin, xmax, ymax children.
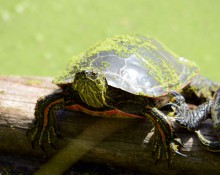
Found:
<box><xmin>44</xmin><ymin>99</ymin><xmax>64</xmax><ymax>128</ymax></box>
<box><xmin>64</xmin><ymin>104</ymin><xmax>145</xmax><ymax>119</ymax></box>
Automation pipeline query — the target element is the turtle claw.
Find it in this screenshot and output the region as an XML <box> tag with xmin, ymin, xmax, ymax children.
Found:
<box><xmin>26</xmin><ymin>121</ymin><xmax>58</xmax><ymax>150</ymax></box>
<box><xmin>153</xmin><ymin>145</ymin><xmax>163</xmax><ymax>165</ymax></box>
<box><xmin>170</xmin><ymin>141</ymin><xmax>187</xmax><ymax>157</ymax></box>
<box><xmin>150</xmin><ymin>129</ymin><xmax>184</xmax><ymax>166</ymax></box>
<box><xmin>174</xmin><ymin>150</ymin><xmax>187</xmax><ymax>157</ymax></box>
<box><xmin>30</xmin><ymin>138</ymin><xmax>57</xmax><ymax>151</ymax></box>
<box><xmin>151</xmin><ymin>142</ymin><xmax>162</xmax><ymax>165</ymax></box>
<box><xmin>153</xmin><ymin>145</ymin><xmax>171</xmax><ymax>167</ymax></box>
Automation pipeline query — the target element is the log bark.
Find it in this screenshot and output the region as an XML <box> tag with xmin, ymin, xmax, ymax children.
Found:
<box><xmin>0</xmin><ymin>76</ymin><xmax>220</xmax><ymax>175</ymax></box>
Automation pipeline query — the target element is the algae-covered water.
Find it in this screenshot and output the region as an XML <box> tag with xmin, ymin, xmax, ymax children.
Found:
<box><xmin>0</xmin><ymin>0</ymin><xmax>220</xmax><ymax>81</ymax></box>
<box><xmin>1</xmin><ymin>0</ymin><xmax>220</xmax><ymax>174</ymax></box>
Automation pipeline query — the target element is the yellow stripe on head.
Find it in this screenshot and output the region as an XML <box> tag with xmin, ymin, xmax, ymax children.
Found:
<box><xmin>73</xmin><ymin>70</ymin><xmax>108</xmax><ymax>108</ymax></box>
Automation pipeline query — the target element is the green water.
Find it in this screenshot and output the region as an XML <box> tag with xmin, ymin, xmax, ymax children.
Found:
<box><xmin>1</xmin><ymin>0</ymin><xmax>220</xmax><ymax>81</ymax></box>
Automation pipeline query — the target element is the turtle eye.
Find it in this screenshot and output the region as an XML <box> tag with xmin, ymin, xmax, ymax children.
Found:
<box><xmin>81</xmin><ymin>70</ymin><xmax>89</xmax><ymax>76</ymax></box>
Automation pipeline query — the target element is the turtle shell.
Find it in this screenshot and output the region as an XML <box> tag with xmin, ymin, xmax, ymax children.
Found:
<box><xmin>53</xmin><ymin>35</ymin><xmax>199</xmax><ymax>97</ymax></box>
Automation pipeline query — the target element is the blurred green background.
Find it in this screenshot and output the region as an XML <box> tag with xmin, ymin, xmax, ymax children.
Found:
<box><xmin>1</xmin><ymin>0</ymin><xmax>220</xmax><ymax>81</ymax></box>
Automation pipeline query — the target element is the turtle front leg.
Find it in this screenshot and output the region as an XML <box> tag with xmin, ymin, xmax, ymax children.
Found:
<box><xmin>27</xmin><ymin>91</ymin><xmax>74</xmax><ymax>148</ymax></box>
<box><xmin>144</xmin><ymin>107</ymin><xmax>185</xmax><ymax>165</ymax></box>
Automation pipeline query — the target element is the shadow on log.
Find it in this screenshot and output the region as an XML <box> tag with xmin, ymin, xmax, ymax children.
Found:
<box><xmin>0</xmin><ymin>76</ymin><xmax>220</xmax><ymax>174</ymax></box>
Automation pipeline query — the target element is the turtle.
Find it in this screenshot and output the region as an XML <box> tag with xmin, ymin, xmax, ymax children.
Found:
<box><xmin>27</xmin><ymin>35</ymin><xmax>220</xmax><ymax>164</ymax></box>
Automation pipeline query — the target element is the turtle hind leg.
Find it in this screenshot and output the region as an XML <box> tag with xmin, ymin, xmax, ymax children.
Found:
<box><xmin>169</xmin><ymin>91</ymin><xmax>212</xmax><ymax>131</ymax></box>
<box><xmin>171</xmin><ymin>90</ymin><xmax>220</xmax><ymax>152</ymax></box>
<box><xmin>174</xmin><ymin>101</ymin><xmax>212</xmax><ymax>131</ymax></box>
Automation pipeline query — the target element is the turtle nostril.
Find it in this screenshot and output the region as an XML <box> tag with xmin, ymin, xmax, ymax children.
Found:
<box><xmin>92</xmin><ymin>71</ymin><xmax>98</xmax><ymax>76</ymax></box>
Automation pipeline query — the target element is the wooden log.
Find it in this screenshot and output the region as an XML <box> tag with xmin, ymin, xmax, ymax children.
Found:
<box><xmin>0</xmin><ymin>76</ymin><xmax>220</xmax><ymax>175</ymax></box>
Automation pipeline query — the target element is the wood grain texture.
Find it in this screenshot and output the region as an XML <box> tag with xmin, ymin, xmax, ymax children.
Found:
<box><xmin>0</xmin><ymin>76</ymin><xmax>220</xmax><ymax>174</ymax></box>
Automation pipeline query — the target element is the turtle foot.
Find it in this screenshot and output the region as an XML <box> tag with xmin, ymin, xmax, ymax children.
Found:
<box><xmin>26</xmin><ymin>121</ymin><xmax>58</xmax><ymax>150</ymax></box>
<box><xmin>151</xmin><ymin>129</ymin><xmax>186</xmax><ymax>166</ymax></box>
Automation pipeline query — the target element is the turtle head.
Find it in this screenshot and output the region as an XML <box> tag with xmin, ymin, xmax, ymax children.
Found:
<box><xmin>73</xmin><ymin>70</ymin><xmax>108</xmax><ymax>108</ymax></box>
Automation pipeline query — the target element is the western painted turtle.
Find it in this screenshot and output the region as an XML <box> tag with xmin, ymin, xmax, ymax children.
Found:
<box><xmin>27</xmin><ymin>35</ymin><xmax>220</xmax><ymax>164</ymax></box>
